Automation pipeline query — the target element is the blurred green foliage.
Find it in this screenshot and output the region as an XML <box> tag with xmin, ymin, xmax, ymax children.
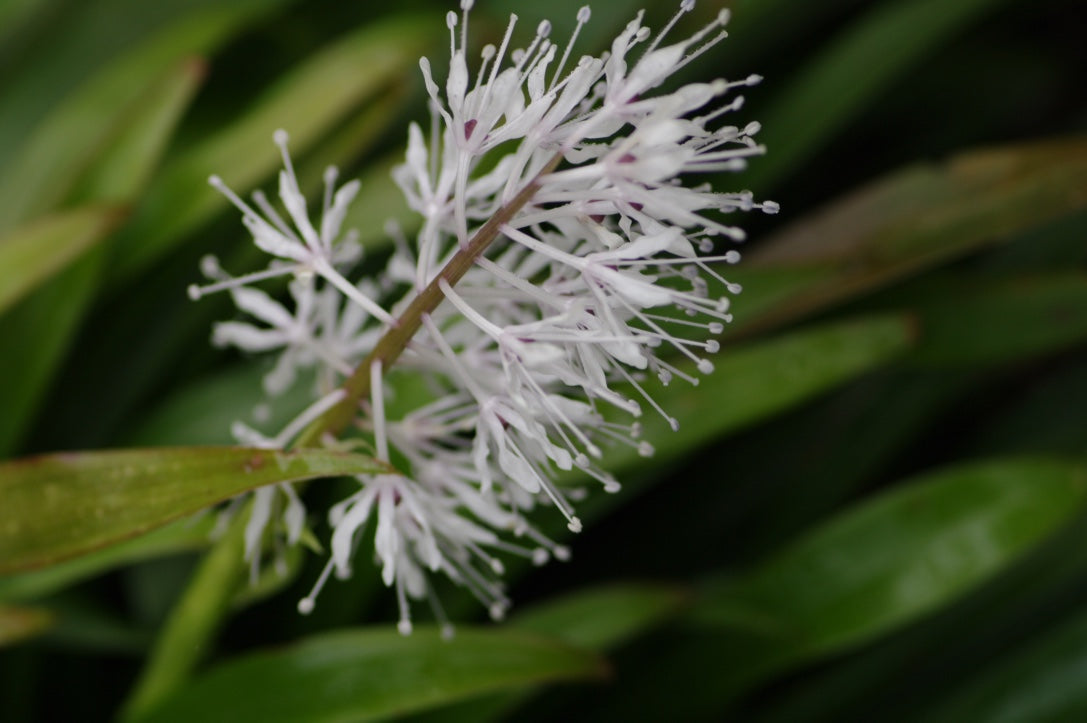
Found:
<box><xmin>1</xmin><ymin>0</ymin><xmax>1086</xmax><ymax>720</ymax></box>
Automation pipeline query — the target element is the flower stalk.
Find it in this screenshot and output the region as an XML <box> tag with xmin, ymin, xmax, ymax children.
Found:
<box><xmin>296</xmin><ymin>152</ymin><xmax>564</xmax><ymax>447</ymax></box>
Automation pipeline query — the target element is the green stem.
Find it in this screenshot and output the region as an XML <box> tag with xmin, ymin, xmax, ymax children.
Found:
<box><xmin>296</xmin><ymin>152</ymin><xmax>563</xmax><ymax>446</ymax></box>
<box><xmin>118</xmin><ymin>517</ymin><xmax>246</xmax><ymax>721</ymax></box>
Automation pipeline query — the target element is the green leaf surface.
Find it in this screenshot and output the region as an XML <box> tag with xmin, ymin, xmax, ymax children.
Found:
<box><xmin>747</xmin><ymin>0</ymin><xmax>1011</xmax><ymax>190</ymax></box>
<box><xmin>598</xmin><ymin>458</ymin><xmax>1087</xmax><ymax>720</ymax></box>
<box><xmin>0</xmin><ymin>517</ymin><xmax>213</xmax><ymax>603</ymax></box>
<box><xmin>695</xmin><ymin>458</ymin><xmax>1087</xmax><ymax>659</ymax></box>
<box><xmin>0</xmin><ymin>605</ymin><xmax>53</xmax><ymax>647</ymax></box>
<box><xmin>0</xmin><ymin>255</ymin><xmax>104</xmax><ymax>457</ymax></box>
<box><xmin>923</xmin><ymin>608</ymin><xmax>1087</xmax><ymax>723</ymax></box>
<box><xmin>121</xmin><ymin>517</ymin><xmax>249</xmax><ymax>720</ymax></box>
<box><xmin>0</xmin><ymin>4</ymin><xmax>265</xmax><ymax>228</ymax></box>
<box><xmin>906</xmin><ymin>274</ymin><xmax>1087</xmax><ymax>367</ymax></box>
<box><xmin>69</xmin><ymin>57</ymin><xmax>206</xmax><ymax>203</ymax></box>
<box><xmin>410</xmin><ymin>583</ymin><xmax>688</xmax><ymax>723</ymax></box>
<box><xmin>122</xmin><ymin>363</ymin><xmax>315</xmax><ymax>447</ymax></box>
<box><xmin>0</xmin><ymin>446</ymin><xmax>389</xmax><ymax>573</ymax></box>
<box><xmin>733</xmin><ymin>136</ymin><xmax>1087</xmax><ymax>335</ymax></box>
<box><xmin>512</xmin><ymin>583</ymin><xmax>689</xmax><ymax>651</ymax></box>
<box><xmin>110</xmin><ymin>14</ymin><xmax>433</xmax><ymax>280</ymax></box>
<box><xmin>0</xmin><ymin>38</ymin><xmax>214</xmax><ymax>456</ymax></box>
<box><xmin>0</xmin><ymin>204</ymin><xmax>125</xmax><ymax>314</ymax></box>
<box><xmin>134</xmin><ymin>628</ymin><xmax>607</xmax><ymax>723</ymax></box>
<box><xmin>597</xmin><ymin>315</ymin><xmax>915</xmax><ymax>488</ymax></box>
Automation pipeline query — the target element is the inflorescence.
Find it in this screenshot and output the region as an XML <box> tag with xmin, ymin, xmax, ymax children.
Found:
<box><xmin>189</xmin><ymin>0</ymin><xmax>777</xmax><ymax>635</ymax></box>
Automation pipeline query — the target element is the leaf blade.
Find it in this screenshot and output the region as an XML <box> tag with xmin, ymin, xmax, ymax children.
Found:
<box><xmin>135</xmin><ymin>628</ymin><xmax>607</xmax><ymax>723</ymax></box>
<box><xmin>0</xmin><ymin>204</ymin><xmax>125</xmax><ymax>314</ymax></box>
<box><xmin>0</xmin><ymin>446</ymin><xmax>388</xmax><ymax>573</ymax></box>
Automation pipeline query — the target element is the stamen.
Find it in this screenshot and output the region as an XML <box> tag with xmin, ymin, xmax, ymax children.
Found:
<box><xmin>187</xmin><ymin>263</ymin><xmax>299</xmax><ymax>301</ymax></box>
<box><xmin>551</xmin><ymin>6</ymin><xmax>591</xmax><ymax>91</ymax></box>
<box><xmin>646</xmin><ymin>0</ymin><xmax>696</xmax><ymax>56</ymax></box>
<box><xmin>298</xmin><ymin>555</ymin><xmax>337</xmax><ymax>614</ymax></box>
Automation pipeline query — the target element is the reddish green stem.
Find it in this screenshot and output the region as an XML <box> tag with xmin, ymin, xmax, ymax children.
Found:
<box><xmin>296</xmin><ymin>152</ymin><xmax>562</xmax><ymax>447</ymax></box>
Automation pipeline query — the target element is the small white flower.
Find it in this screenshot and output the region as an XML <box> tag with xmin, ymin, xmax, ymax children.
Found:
<box><xmin>189</xmin><ymin>130</ymin><xmax>393</xmax><ymax>325</ymax></box>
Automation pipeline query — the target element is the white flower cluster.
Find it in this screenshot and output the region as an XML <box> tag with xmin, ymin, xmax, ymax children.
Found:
<box><xmin>190</xmin><ymin>0</ymin><xmax>776</xmax><ymax>634</ymax></box>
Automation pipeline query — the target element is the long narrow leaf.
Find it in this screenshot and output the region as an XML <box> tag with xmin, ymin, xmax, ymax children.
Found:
<box><xmin>731</xmin><ymin>136</ymin><xmax>1087</xmax><ymax>335</ymax></box>
<box><xmin>109</xmin><ymin>14</ymin><xmax>433</xmax><ymax>280</ymax></box>
<box><xmin>0</xmin><ymin>605</ymin><xmax>53</xmax><ymax>647</ymax></box>
<box><xmin>132</xmin><ymin>628</ymin><xmax>607</xmax><ymax>723</ymax></box>
<box><xmin>747</xmin><ymin>0</ymin><xmax>1011</xmax><ymax>190</ymax></box>
<box><xmin>0</xmin><ymin>4</ymin><xmax>272</xmax><ymax>228</ymax></box>
<box><xmin>0</xmin><ymin>204</ymin><xmax>125</xmax><ymax>314</ymax></box>
<box><xmin>0</xmin><ymin>51</ymin><xmax>209</xmax><ymax>456</ymax></box>
<box><xmin>0</xmin><ymin>446</ymin><xmax>389</xmax><ymax>573</ymax></box>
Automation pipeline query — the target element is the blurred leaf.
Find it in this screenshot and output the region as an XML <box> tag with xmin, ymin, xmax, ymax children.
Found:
<box><xmin>748</xmin><ymin>0</ymin><xmax>1012</xmax><ymax>190</ymax></box>
<box><xmin>744</xmin><ymin>518</ymin><xmax>1087</xmax><ymax>723</ymax></box>
<box><xmin>0</xmin><ymin>446</ymin><xmax>389</xmax><ymax>573</ymax></box>
<box><xmin>0</xmin><ymin>56</ymin><xmax>201</xmax><ymax>312</ymax></box>
<box><xmin>733</xmin><ymin>136</ymin><xmax>1087</xmax><ymax>334</ymax></box>
<box><xmin>906</xmin><ymin>274</ymin><xmax>1087</xmax><ymax>367</ymax></box>
<box><xmin>513</xmin><ymin>583</ymin><xmax>689</xmax><ymax>650</ymax></box>
<box><xmin>0</xmin><ymin>256</ymin><xmax>103</xmax><ymax>457</ymax></box>
<box><xmin>598</xmin><ymin>458</ymin><xmax>1087</xmax><ymax>720</ymax></box>
<box><xmin>733</xmin><ymin>370</ymin><xmax>969</xmax><ymax>559</ymax></box>
<box><xmin>133</xmin><ymin>628</ymin><xmax>607</xmax><ymax>723</ymax></box>
<box><xmin>0</xmin><ymin>4</ymin><xmax>266</xmax><ymax>228</ymax></box>
<box><xmin>122</xmin><ymin>514</ymin><xmax>249</xmax><ymax>721</ymax></box>
<box><xmin>0</xmin><ymin>44</ymin><xmax>213</xmax><ymax>457</ymax></box>
<box><xmin>40</xmin><ymin>593</ymin><xmax>153</xmax><ymax>654</ymax></box>
<box><xmin>595</xmin><ymin>315</ymin><xmax>914</xmax><ymax>491</ymax></box>
<box><xmin>0</xmin><ymin>605</ymin><xmax>53</xmax><ymax>647</ymax></box>
<box><xmin>968</xmin><ymin>363</ymin><xmax>1087</xmax><ymax>459</ymax></box>
<box><xmin>71</xmin><ymin>58</ymin><xmax>207</xmax><ymax>203</ymax></box>
<box><xmin>229</xmin><ymin>543</ymin><xmax>305</xmax><ymax>611</ymax></box>
<box><xmin>110</xmin><ymin>14</ymin><xmax>434</xmax><ymax>280</ymax></box>
<box><xmin>696</xmin><ymin>458</ymin><xmax>1087</xmax><ymax>657</ymax></box>
<box><xmin>0</xmin><ymin>516</ymin><xmax>213</xmax><ymax>603</ymax></box>
<box><xmin>122</xmin><ymin>363</ymin><xmax>314</xmax><ymax>446</ymax></box>
<box><xmin>923</xmin><ymin>608</ymin><xmax>1087</xmax><ymax>723</ymax></box>
<box><xmin>413</xmin><ymin>583</ymin><xmax>688</xmax><ymax>723</ymax></box>
<box><xmin>0</xmin><ymin>0</ymin><xmax>52</xmax><ymax>74</ymax></box>
<box><xmin>0</xmin><ymin>204</ymin><xmax>125</xmax><ymax>314</ymax></box>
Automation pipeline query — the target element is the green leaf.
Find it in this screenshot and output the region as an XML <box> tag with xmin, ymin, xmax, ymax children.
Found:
<box><xmin>513</xmin><ymin>583</ymin><xmax>689</xmax><ymax>651</ymax></box>
<box><xmin>598</xmin><ymin>459</ymin><xmax>1087</xmax><ymax>719</ymax></box>
<box><xmin>0</xmin><ymin>517</ymin><xmax>214</xmax><ymax>603</ymax></box>
<box><xmin>593</xmin><ymin>315</ymin><xmax>914</xmax><ymax>492</ymax></box>
<box><xmin>69</xmin><ymin>57</ymin><xmax>207</xmax><ymax>203</ymax></box>
<box><xmin>0</xmin><ymin>4</ymin><xmax>267</xmax><ymax>228</ymax></box>
<box><xmin>747</xmin><ymin>0</ymin><xmax>1012</xmax><ymax>190</ymax></box>
<box><xmin>0</xmin><ymin>204</ymin><xmax>125</xmax><ymax>314</ymax></box>
<box><xmin>923</xmin><ymin>608</ymin><xmax>1087</xmax><ymax>723</ymax></box>
<box><xmin>110</xmin><ymin>14</ymin><xmax>434</xmax><ymax>280</ymax></box>
<box><xmin>0</xmin><ymin>446</ymin><xmax>389</xmax><ymax>573</ymax></box>
<box><xmin>133</xmin><ymin>628</ymin><xmax>607</xmax><ymax>723</ymax></box>
<box><xmin>122</xmin><ymin>363</ymin><xmax>315</xmax><ymax>447</ymax></box>
<box><xmin>0</xmin><ymin>605</ymin><xmax>53</xmax><ymax>647</ymax></box>
<box><xmin>695</xmin><ymin>458</ymin><xmax>1087</xmax><ymax>659</ymax></box>
<box><xmin>0</xmin><ymin>41</ymin><xmax>214</xmax><ymax>456</ymax></box>
<box><xmin>906</xmin><ymin>274</ymin><xmax>1087</xmax><ymax>367</ymax></box>
<box><xmin>407</xmin><ymin>583</ymin><xmax>687</xmax><ymax>723</ymax></box>
<box><xmin>732</xmin><ymin>136</ymin><xmax>1087</xmax><ymax>335</ymax></box>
